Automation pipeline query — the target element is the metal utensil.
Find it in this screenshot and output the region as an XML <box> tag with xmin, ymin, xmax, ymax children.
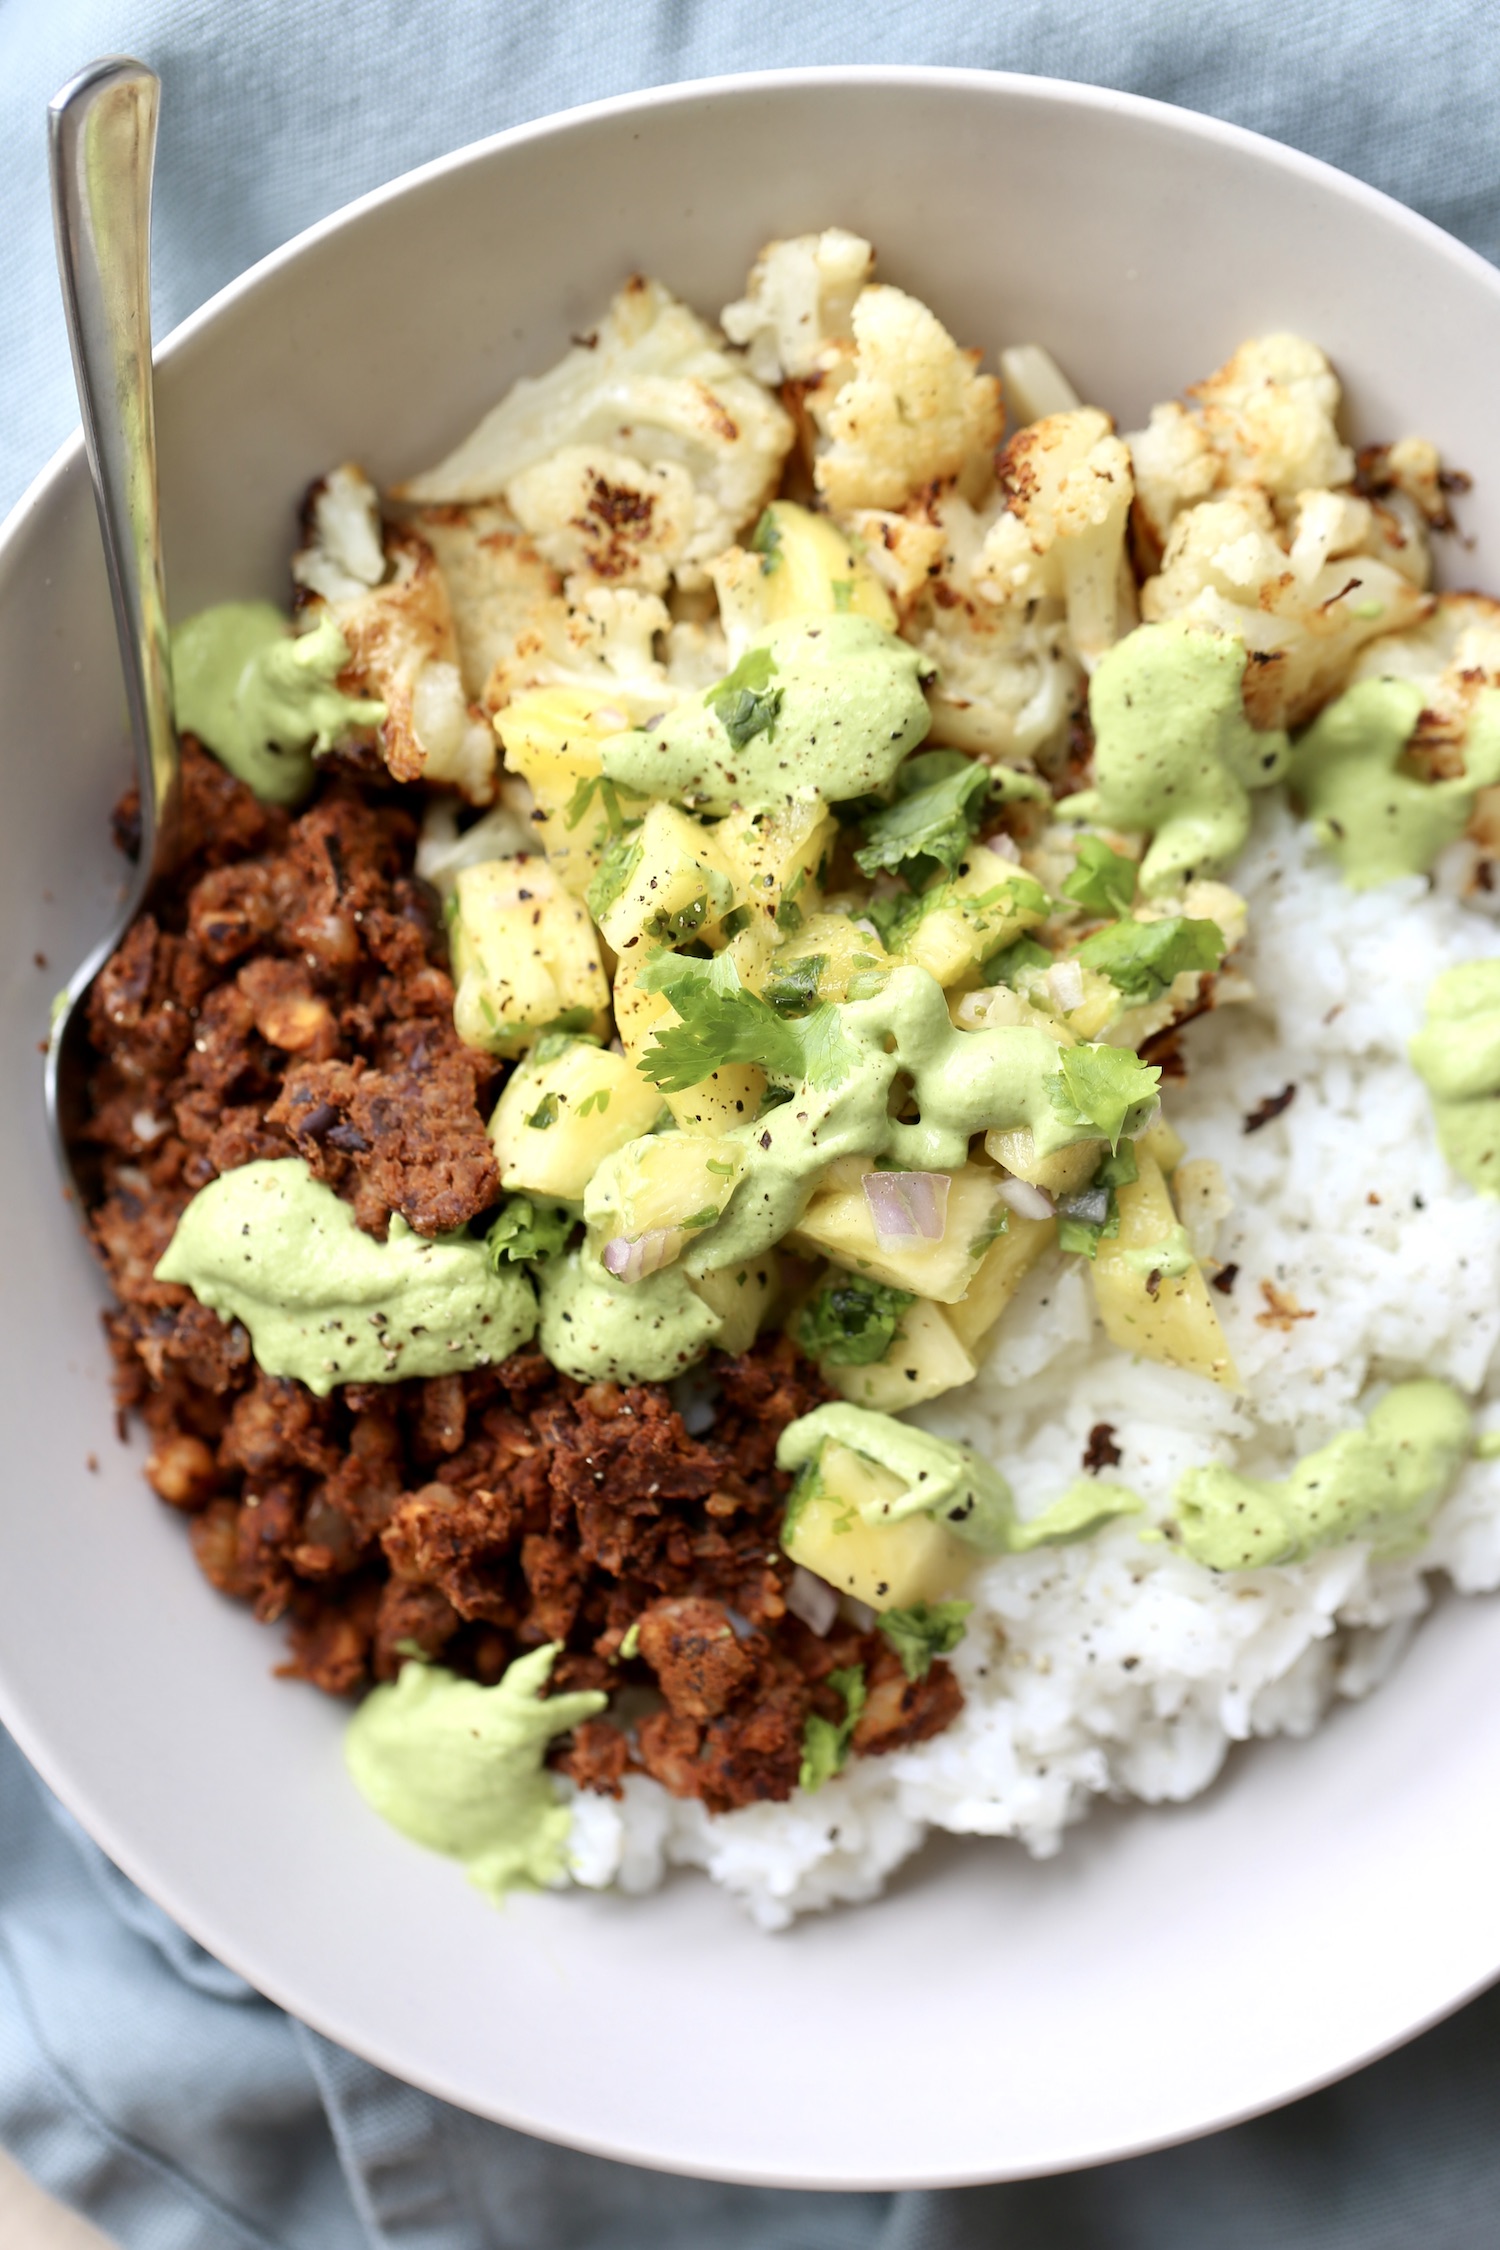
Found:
<box><xmin>44</xmin><ymin>55</ymin><xmax>179</xmax><ymax>1202</ymax></box>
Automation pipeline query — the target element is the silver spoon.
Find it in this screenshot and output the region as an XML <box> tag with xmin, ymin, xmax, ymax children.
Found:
<box><xmin>44</xmin><ymin>55</ymin><xmax>180</xmax><ymax>1202</ymax></box>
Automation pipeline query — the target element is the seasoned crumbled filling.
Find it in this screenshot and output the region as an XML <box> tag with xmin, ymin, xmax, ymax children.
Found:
<box><xmin>78</xmin><ymin>742</ymin><xmax>963</xmax><ymax>1810</ymax></box>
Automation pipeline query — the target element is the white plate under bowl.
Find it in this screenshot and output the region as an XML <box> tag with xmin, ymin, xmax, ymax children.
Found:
<box><xmin>3</xmin><ymin>68</ymin><xmax>1499</xmax><ymax>2189</ymax></box>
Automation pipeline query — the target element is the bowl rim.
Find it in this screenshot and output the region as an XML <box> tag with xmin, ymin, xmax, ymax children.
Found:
<box><xmin>6</xmin><ymin>61</ymin><xmax>1500</xmax><ymax>2186</ymax></box>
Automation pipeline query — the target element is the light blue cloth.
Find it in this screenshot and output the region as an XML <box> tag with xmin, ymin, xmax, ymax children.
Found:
<box><xmin>6</xmin><ymin>4</ymin><xmax>1500</xmax><ymax>2243</ymax></box>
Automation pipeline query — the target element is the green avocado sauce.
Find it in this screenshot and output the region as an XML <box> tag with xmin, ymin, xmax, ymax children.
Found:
<box><xmin>1289</xmin><ymin>678</ymin><xmax>1500</xmax><ymax>888</ymax></box>
<box><xmin>585</xmin><ymin>964</ymin><xmax>1158</xmax><ymax>1332</ymax></box>
<box><xmin>600</xmin><ymin>616</ymin><xmax>932</xmax><ymax>813</ymax></box>
<box><xmin>1175</xmin><ymin>1379</ymin><xmax>1472</xmax><ymax>1570</ymax></box>
<box><xmin>171</xmin><ymin>601</ymin><xmax>386</xmax><ymax>806</ymax></box>
<box><xmin>155</xmin><ymin>1158</ymin><xmax>536</xmax><ymax>1396</ymax></box>
<box><xmin>1059</xmin><ymin>621</ymin><xmax>1291</xmax><ymax>897</ymax></box>
<box><xmin>1410</xmin><ymin>959</ymin><xmax>1500</xmax><ymax>1194</ymax></box>
<box><xmin>537</xmin><ymin>1249</ymin><xmax>724</xmax><ymax>1383</ymax></box>
<box><xmin>345</xmin><ymin>1645</ymin><xmax>606</xmax><ymax>1898</ymax></box>
<box><xmin>776</xmin><ymin>1402</ymin><xmax>1141</xmax><ymax>1553</ymax></box>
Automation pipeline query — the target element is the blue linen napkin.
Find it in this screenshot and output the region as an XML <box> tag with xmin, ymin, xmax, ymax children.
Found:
<box><xmin>5</xmin><ymin>4</ymin><xmax>1500</xmax><ymax>2243</ymax></box>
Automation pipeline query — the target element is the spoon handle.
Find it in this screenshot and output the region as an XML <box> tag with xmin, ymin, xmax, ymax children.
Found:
<box><xmin>49</xmin><ymin>57</ymin><xmax>179</xmax><ymax>885</ymax></box>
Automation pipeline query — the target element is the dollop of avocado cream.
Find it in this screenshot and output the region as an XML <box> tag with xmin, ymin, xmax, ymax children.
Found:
<box><xmin>1410</xmin><ymin>960</ymin><xmax>1500</xmax><ymax>1194</ymax></box>
<box><xmin>588</xmin><ymin>962</ymin><xmax>1159</xmax><ymax>1300</ymax></box>
<box><xmin>776</xmin><ymin>1403</ymin><xmax>1141</xmax><ymax>1553</ymax></box>
<box><xmin>1175</xmin><ymin>1379</ymin><xmax>1471</xmax><ymax>1570</ymax></box>
<box><xmin>1289</xmin><ymin>678</ymin><xmax>1500</xmax><ymax>889</ymax></box>
<box><xmin>172</xmin><ymin>602</ymin><xmax>386</xmax><ymax>807</ymax></box>
<box><xmin>537</xmin><ymin>1250</ymin><xmax>724</xmax><ymax>1383</ymax></box>
<box><xmin>345</xmin><ymin>1645</ymin><xmax>606</xmax><ymax>1898</ymax></box>
<box><xmin>1059</xmin><ymin>621</ymin><xmax>1291</xmax><ymax>896</ymax></box>
<box><xmin>155</xmin><ymin>1158</ymin><xmax>536</xmax><ymax>1396</ymax></box>
<box><xmin>600</xmin><ymin>616</ymin><xmax>932</xmax><ymax>814</ymax></box>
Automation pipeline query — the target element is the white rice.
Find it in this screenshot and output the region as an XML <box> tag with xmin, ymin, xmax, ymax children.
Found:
<box><xmin>567</xmin><ymin>798</ymin><xmax>1500</xmax><ymax>1928</ymax></box>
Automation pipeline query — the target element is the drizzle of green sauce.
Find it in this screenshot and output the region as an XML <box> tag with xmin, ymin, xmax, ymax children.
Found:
<box><xmin>536</xmin><ymin>1249</ymin><xmax>724</xmax><ymax>1383</ymax></box>
<box><xmin>155</xmin><ymin>1158</ymin><xmax>536</xmax><ymax>1395</ymax></box>
<box><xmin>345</xmin><ymin>1646</ymin><xmax>606</xmax><ymax>1898</ymax></box>
<box><xmin>171</xmin><ymin>601</ymin><xmax>386</xmax><ymax>806</ymax></box>
<box><xmin>600</xmin><ymin>616</ymin><xmax>932</xmax><ymax>813</ymax></box>
<box><xmin>587</xmin><ymin>964</ymin><xmax>1159</xmax><ymax>1301</ymax></box>
<box><xmin>776</xmin><ymin>1403</ymin><xmax>1141</xmax><ymax>1553</ymax></box>
<box><xmin>1175</xmin><ymin>1379</ymin><xmax>1471</xmax><ymax>1569</ymax></box>
<box><xmin>1059</xmin><ymin>621</ymin><xmax>1291</xmax><ymax>896</ymax></box>
<box><xmin>1410</xmin><ymin>960</ymin><xmax>1500</xmax><ymax>1195</ymax></box>
<box><xmin>1289</xmin><ymin>678</ymin><xmax>1500</xmax><ymax>889</ymax></box>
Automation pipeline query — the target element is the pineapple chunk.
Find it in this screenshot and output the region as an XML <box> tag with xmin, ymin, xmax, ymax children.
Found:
<box><xmin>713</xmin><ymin>794</ymin><xmax>837</xmax><ymax>934</ymax></box>
<box><xmin>495</xmin><ymin>687</ymin><xmax>648</xmax><ymax>900</ymax></box>
<box><xmin>946</xmin><ymin>1215</ymin><xmax>1056</xmax><ymax>1353</ymax></box>
<box><xmin>686</xmin><ymin>1254</ymin><xmax>780</xmax><ymax>1353</ymax></box>
<box><xmin>489</xmin><ymin>1039</ymin><xmax>663</xmax><ymax>1201</ymax></box>
<box><xmin>592</xmin><ymin>1130</ymin><xmax>749</xmax><ymax>1240</ymax></box>
<box><xmin>758</xmin><ymin>910</ymin><xmax>890</xmax><ymax>1009</ymax></box>
<box><xmin>782</xmin><ymin>1440</ymin><xmax>973</xmax><ymax>1611</ymax></box>
<box><xmin>1091</xmin><ymin>1151</ymin><xmax>1238</xmax><ymax>1386</ymax></box>
<box><xmin>984</xmin><ymin>1127</ymin><xmax>1103</xmax><ymax>1197</ymax></box>
<box><xmin>594</xmin><ymin>801</ymin><xmax>736</xmax><ymax>953</ymax></box>
<box><xmin>825</xmin><ymin>1298</ymin><xmax>976</xmax><ymax>1411</ymax></box>
<box><xmin>450</xmin><ymin>855</ymin><xmax>610</xmax><ymax>1056</ymax></box>
<box><xmin>709</xmin><ymin>500</ymin><xmax>897</xmax><ymax>649</ymax></box>
<box><xmin>884</xmin><ymin>849</ymin><xmax>1048</xmax><ymax>988</ymax></box>
<box><xmin>787</xmin><ymin>1159</ymin><xmax>1006</xmax><ymax>1303</ymax></box>
<box><xmin>1137</xmin><ymin>1117</ymin><xmax>1185</xmax><ymax>1175</ymax></box>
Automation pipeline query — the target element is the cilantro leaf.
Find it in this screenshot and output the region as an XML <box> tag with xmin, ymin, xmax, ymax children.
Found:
<box><xmin>1048</xmin><ymin>1045</ymin><xmax>1160</xmax><ymax>1150</ymax></box>
<box><xmin>799</xmin><ymin>1665</ymin><xmax>867</xmax><ymax>1792</ymax></box>
<box><xmin>797</xmin><ymin>1274</ymin><xmax>915</xmax><ymax>1366</ymax></box>
<box><xmin>854</xmin><ymin>751</ymin><xmax>993</xmax><ymax>882</ymax></box>
<box><xmin>485</xmin><ymin>1195</ymin><xmax>575</xmax><ymax>1267</ymax></box>
<box><xmin>877</xmin><ymin>1601</ymin><xmax>973</xmax><ymax>1681</ymax></box>
<box><xmin>706</xmin><ymin>646</ymin><xmax>782</xmax><ymax>750</ymax></box>
<box><xmin>982</xmin><ymin>933</ymin><xmax>1052</xmax><ymax>986</ymax></box>
<box><xmin>637</xmin><ymin>950</ymin><xmax>859</xmax><ymax>1095</ymax></box>
<box><xmin>1062</xmin><ymin>836</ymin><xmax>1139</xmax><ymax>918</ymax></box>
<box><xmin>1074</xmin><ymin>916</ymin><xmax>1226</xmax><ymax>1004</ymax></box>
<box><xmin>750</xmin><ymin>508</ymin><xmax>782</xmax><ymax>573</ymax></box>
<box><xmin>762</xmin><ymin>953</ymin><xmax>828</xmax><ymax>1017</ymax></box>
<box><xmin>563</xmin><ymin>771</ymin><xmax>632</xmax><ymax>836</ymax></box>
<box><xmin>586</xmin><ymin>829</ymin><xmax>643</xmax><ymax>923</ymax></box>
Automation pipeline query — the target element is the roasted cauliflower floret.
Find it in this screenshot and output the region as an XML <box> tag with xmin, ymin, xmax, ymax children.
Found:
<box><xmin>1142</xmin><ymin>484</ymin><xmax>1431</xmax><ymax>728</ymax></box>
<box><xmin>1351</xmin><ymin>592</ymin><xmax>1500</xmax><ymax>777</ymax></box>
<box><xmin>503</xmin><ymin>447</ymin><xmax>698</xmax><ymax>595</ymax></box>
<box><xmin>973</xmin><ymin>408</ymin><xmax>1136</xmax><ymax>668</ymax></box>
<box><xmin>805</xmin><ymin>284</ymin><xmax>1002</xmax><ymax>513</ymax></box>
<box><xmin>720</xmin><ymin>227</ymin><xmax>874</xmax><ymax>384</ymax></box>
<box><xmin>405</xmin><ymin>504</ymin><xmax>561</xmax><ymax>701</ymax></box>
<box><xmin>396</xmin><ymin>277</ymin><xmax>794</xmax><ymax>590</ymax></box>
<box><xmin>292</xmin><ymin>466</ymin><xmax>495</xmax><ymax>801</ymax></box>
<box><xmin>1127</xmin><ymin>334</ymin><xmax>1356</xmax><ymax>558</ymax></box>
<box><xmin>484</xmin><ymin>580</ymin><xmax>676</xmax><ymax>724</ymax></box>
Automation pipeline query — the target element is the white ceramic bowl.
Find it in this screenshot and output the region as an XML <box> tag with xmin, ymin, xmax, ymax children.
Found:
<box><xmin>4</xmin><ymin>67</ymin><xmax>1500</xmax><ymax>2189</ymax></box>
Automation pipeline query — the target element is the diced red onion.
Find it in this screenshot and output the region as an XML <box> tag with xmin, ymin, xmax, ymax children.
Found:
<box><xmin>998</xmin><ymin>1177</ymin><xmax>1056</xmax><ymax>1222</ymax></box>
<box><xmin>842</xmin><ymin>1596</ymin><xmax>877</xmax><ymax>1632</ymax></box>
<box><xmin>1045</xmin><ymin>959</ymin><xmax>1085</xmax><ymax>1014</ymax></box>
<box><xmin>984</xmin><ymin>829</ymin><xmax>1021</xmax><ymax>862</ymax></box>
<box><xmin>601</xmin><ymin>1228</ymin><xmax>680</xmax><ymax>1283</ymax></box>
<box><xmin>786</xmin><ymin>1567</ymin><xmax>840</xmax><ymax>1636</ymax></box>
<box><xmin>862</xmin><ymin>1170</ymin><xmax>950</xmax><ymax>1242</ymax></box>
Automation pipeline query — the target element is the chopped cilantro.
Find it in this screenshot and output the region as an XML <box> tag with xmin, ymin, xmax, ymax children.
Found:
<box><xmin>749</xmin><ymin>508</ymin><xmax>782</xmax><ymax>573</ymax></box>
<box><xmin>799</xmin><ymin>1665</ymin><xmax>867</xmax><ymax>1792</ymax></box>
<box><xmin>542</xmin><ymin>1006</ymin><xmax>598</xmax><ymax>1036</ymax></box>
<box><xmin>637</xmin><ymin>949</ymin><xmax>858</xmax><ymax>1094</ymax></box>
<box><xmin>854</xmin><ymin>751</ymin><xmax>994</xmax><ymax>882</ymax></box>
<box><xmin>775</xmin><ymin>896</ymin><xmax>804</xmax><ymax>934</ymax></box>
<box><xmin>563</xmin><ymin>771</ymin><xmax>631</xmax><ymax>835</ymax></box>
<box><xmin>706</xmin><ymin>646</ymin><xmax>782</xmax><ymax>750</ymax></box>
<box><xmin>644</xmin><ymin>892</ymin><xmax>712</xmax><ymax>944</ymax></box>
<box><xmin>574</xmin><ymin>1086</ymin><xmax>612</xmax><ymax>1117</ymax></box>
<box><xmin>797</xmin><ymin>1274</ymin><xmax>915</xmax><ymax>1366</ymax></box>
<box><xmin>763</xmin><ymin>953</ymin><xmax>828</xmax><ymax>1016</ymax></box>
<box><xmin>982</xmin><ymin>933</ymin><xmax>1052</xmax><ymax>986</ymax></box>
<box><xmin>1074</xmin><ymin>915</ymin><xmax>1226</xmax><ymax>1004</ymax></box>
<box><xmin>1049</xmin><ymin>1046</ymin><xmax>1160</xmax><ymax>1151</ymax></box>
<box><xmin>831</xmin><ymin>578</ymin><xmax>854</xmax><ymax>611</ymax></box>
<box><xmin>532</xmin><ymin>1029</ymin><xmax>596</xmax><ymax>1065</ymax></box>
<box><xmin>877</xmin><ymin>1601</ymin><xmax>972</xmax><ymax>1681</ymax></box>
<box><xmin>720</xmin><ymin>904</ymin><xmax>753</xmax><ymax>939</ymax></box>
<box><xmin>586</xmin><ymin>830</ymin><xmax>643</xmax><ymax>923</ymax></box>
<box><xmin>1062</xmin><ymin>836</ymin><xmax>1139</xmax><ymax>919</ymax></box>
<box><xmin>485</xmin><ymin>1195</ymin><xmax>574</xmax><ymax>1266</ymax></box>
<box><xmin>524</xmin><ymin>1092</ymin><xmax>559</xmax><ymax>1131</ymax></box>
<box><xmin>619</xmin><ymin>1620</ymin><xmax>642</xmax><ymax>1660</ymax></box>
